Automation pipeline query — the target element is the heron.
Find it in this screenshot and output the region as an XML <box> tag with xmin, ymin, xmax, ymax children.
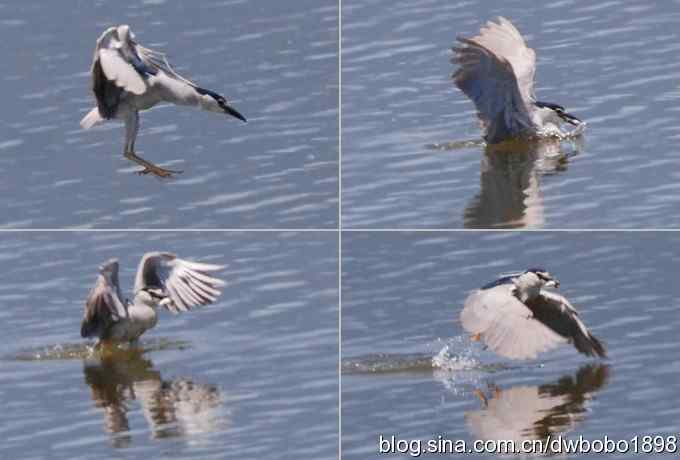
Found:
<box><xmin>81</xmin><ymin>252</ymin><xmax>225</xmax><ymax>346</ymax></box>
<box><xmin>451</xmin><ymin>17</ymin><xmax>584</xmax><ymax>144</ymax></box>
<box><xmin>460</xmin><ymin>268</ymin><xmax>606</xmax><ymax>360</ymax></box>
<box><xmin>80</xmin><ymin>25</ymin><xmax>247</xmax><ymax>178</ymax></box>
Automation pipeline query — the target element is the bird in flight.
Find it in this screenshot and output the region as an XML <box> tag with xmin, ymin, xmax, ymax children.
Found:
<box><xmin>80</xmin><ymin>25</ymin><xmax>247</xmax><ymax>178</ymax></box>
<box><xmin>460</xmin><ymin>268</ymin><xmax>606</xmax><ymax>360</ymax></box>
<box><xmin>452</xmin><ymin>17</ymin><xmax>584</xmax><ymax>144</ymax></box>
<box><xmin>81</xmin><ymin>252</ymin><xmax>225</xmax><ymax>347</ymax></box>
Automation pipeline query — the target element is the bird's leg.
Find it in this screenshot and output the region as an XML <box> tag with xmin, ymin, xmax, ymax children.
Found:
<box><xmin>488</xmin><ymin>383</ymin><xmax>502</xmax><ymax>399</ymax></box>
<box><xmin>470</xmin><ymin>332</ymin><xmax>482</xmax><ymax>342</ymax></box>
<box><xmin>473</xmin><ymin>388</ymin><xmax>489</xmax><ymax>407</ymax></box>
<box><xmin>123</xmin><ymin>110</ymin><xmax>182</xmax><ymax>178</ymax></box>
<box><xmin>95</xmin><ymin>339</ymin><xmax>116</xmax><ymax>356</ymax></box>
<box><xmin>124</xmin><ymin>150</ymin><xmax>182</xmax><ymax>178</ymax></box>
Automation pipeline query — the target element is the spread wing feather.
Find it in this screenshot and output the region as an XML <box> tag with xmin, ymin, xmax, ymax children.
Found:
<box><xmin>81</xmin><ymin>259</ymin><xmax>128</xmax><ymax>339</ymax></box>
<box><xmin>452</xmin><ymin>17</ymin><xmax>537</xmax><ymax>143</ymax></box>
<box><xmin>527</xmin><ymin>291</ymin><xmax>607</xmax><ymax>358</ymax></box>
<box><xmin>89</xmin><ymin>25</ymin><xmax>197</xmax><ymax>120</ymax></box>
<box><xmin>134</xmin><ymin>252</ymin><xmax>225</xmax><ymax>314</ymax></box>
<box><xmin>461</xmin><ymin>285</ymin><xmax>567</xmax><ymax>360</ymax></box>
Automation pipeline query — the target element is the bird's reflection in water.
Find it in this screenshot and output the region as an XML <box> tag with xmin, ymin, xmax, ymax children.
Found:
<box><xmin>83</xmin><ymin>349</ymin><xmax>226</xmax><ymax>448</ymax></box>
<box><xmin>464</xmin><ymin>138</ymin><xmax>582</xmax><ymax>229</ymax></box>
<box><xmin>465</xmin><ymin>364</ymin><xmax>609</xmax><ymax>455</ymax></box>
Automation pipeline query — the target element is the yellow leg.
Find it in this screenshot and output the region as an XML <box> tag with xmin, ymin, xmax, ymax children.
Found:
<box><xmin>124</xmin><ymin>151</ymin><xmax>182</xmax><ymax>178</ymax></box>
<box><xmin>95</xmin><ymin>339</ymin><xmax>116</xmax><ymax>357</ymax></box>
<box><xmin>473</xmin><ymin>388</ymin><xmax>488</xmax><ymax>407</ymax></box>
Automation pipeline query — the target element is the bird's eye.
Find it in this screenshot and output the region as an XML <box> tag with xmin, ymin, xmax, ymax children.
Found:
<box><xmin>144</xmin><ymin>288</ymin><xmax>163</xmax><ymax>299</ymax></box>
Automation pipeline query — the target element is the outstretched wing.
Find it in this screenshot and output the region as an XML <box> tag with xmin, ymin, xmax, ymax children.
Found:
<box><xmin>452</xmin><ymin>17</ymin><xmax>537</xmax><ymax>143</ymax></box>
<box><xmin>461</xmin><ymin>285</ymin><xmax>567</xmax><ymax>360</ymax></box>
<box><xmin>81</xmin><ymin>259</ymin><xmax>128</xmax><ymax>339</ymax></box>
<box><xmin>91</xmin><ymin>25</ymin><xmax>147</xmax><ymax>118</ymax></box>
<box><xmin>90</xmin><ymin>25</ymin><xmax>201</xmax><ymax>118</ymax></box>
<box><xmin>134</xmin><ymin>252</ymin><xmax>225</xmax><ymax>313</ymax></box>
<box><xmin>134</xmin><ymin>43</ymin><xmax>197</xmax><ymax>87</ymax></box>
<box><xmin>526</xmin><ymin>290</ymin><xmax>607</xmax><ymax>358</ymax></box>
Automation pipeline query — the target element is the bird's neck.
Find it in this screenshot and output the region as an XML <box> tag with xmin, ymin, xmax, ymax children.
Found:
<box><xmin>128</xmin><ymin>300</ymin><xmax>158</xmax><ymax>331</ymax></box>
<box><xmin>132</xmin><ymin>292</ymin><xmax>158</xmax><ymax>309</ymax></box>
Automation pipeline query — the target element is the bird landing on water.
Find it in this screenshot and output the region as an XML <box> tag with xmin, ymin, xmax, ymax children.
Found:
<box><xmin>81</xmin><ymin>252</ymin><xmax>225</xmax><ymax>348</ymax></box>
<box><xmin>452</xmin><ymin>17</ymin><xmax>585</xmax><ymax>145</ymax></box>
<box><xmin>80</xmin><ymin>25</ymin><xmax>247</xmax><ymax>178</ymax></box>
<box><xmin>460</xmin><ymin>268</ymin><xmax>606</xmax><ymax>360</ymax></box>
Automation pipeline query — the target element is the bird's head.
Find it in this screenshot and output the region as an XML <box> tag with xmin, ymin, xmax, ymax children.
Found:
<box><xmin>512</xmin><ymin>268</ymin><xmax>560</xmax><ymax>302</ymax></box>
<box><xmin>195</xmin><ymin>87</ymin><xmax>247</xmax><ymax>122</ymax></box>
<box><xmin>524</xmin><ymin>267</ymin><xmax>560</xmax><ymax>288</ymax></box>
<box><xmin>535</xmin><ymin>101</ymin><xmax>582</xmax><ymax>126</ymax></box>
<box><xmin>116</xmin><ymin>25</ymin><xmax>134</xmax><ymax>42</ymax></box>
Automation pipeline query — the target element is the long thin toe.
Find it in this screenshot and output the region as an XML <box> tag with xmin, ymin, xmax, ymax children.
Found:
<box><xmin>143</xmin><ymin>166</ymin><xmax>179</xmax><ymax>179</ymax></box>
<box><xmin>125</xmin><ymin>151</ymin><xmax>182</xmax><ymax>178</ymax></box>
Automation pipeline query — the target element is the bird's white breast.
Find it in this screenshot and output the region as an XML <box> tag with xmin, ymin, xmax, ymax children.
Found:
<box><xmin>110</xmin><ymin>303</ymin><xmax>158</xmax><ymax>341</ymax></box>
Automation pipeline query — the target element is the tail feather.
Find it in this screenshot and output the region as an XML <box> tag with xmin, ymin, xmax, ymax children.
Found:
<box><xmin>80</xmin><ymin>107</ymin><xmax>104</xmax><ymax>129</ymax></box>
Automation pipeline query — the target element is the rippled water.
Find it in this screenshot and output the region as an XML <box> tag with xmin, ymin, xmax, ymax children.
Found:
<box><xmin>0</xmin><ymin>1</ymin><xmax>338</xmax><ymax>228</ymax></box>
<box><xmin>0</xmin><ymin>231</ymin><xmax>338</xmax><ymax>459</ymax></box>
<box><xmin>342</xmin><ymin>232</ymin><xmax>680</xmax><ymax>459</ymax></box>
<box><xmin>342</xmin><ymin>0</ymin><xmax>680</xmax><ymax>228</ymax></box>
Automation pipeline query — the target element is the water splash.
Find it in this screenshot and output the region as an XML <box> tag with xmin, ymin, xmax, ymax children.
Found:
<box><xmin>431</xmin><ymin>337</ymin><xmax>517</xmax><ymax>395</ymax></box>
<box><xmin>431</xmin><ymin>342</ymin><xmax>479</xmax><ymax>372</ymax></box>
<box><xmin>426</xmin><ymin>139</ymin><xmax>486</xmax><ymax>150</ymax></box>
<box><xmin>427</xmin><ymin>120</ymin><xmax>586</xmax><ymax>153</ymax></box>
<box><xmin>341</xmin><ymin>352</ymin><xmax>434</xmax><ymax>374</ymax></box>
<box><xmin>12</xmin><ymin>342</ymin><xmax>94</xmax><ymax>361</ymax></box>
<box><xmin>9</xmin><ymin>337</ymin><xmax>191</xmax><ymax>361</ymax></box>
<box><xmin>342</xmin><ymin>336</ymin><xmax>507</xmax><ymax>375</ymax></box>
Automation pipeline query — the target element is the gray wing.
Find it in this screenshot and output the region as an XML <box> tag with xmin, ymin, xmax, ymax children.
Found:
<box><xmin>134</xmin><ymin>43</ymin><xmax>197</xmax><ymax>87</ymax></box>
<box><xmin>90</xmin><ymin>25</ymin><xmax>199</xmax><ymax>119</ymax></box>
<box><xmin>91</xmin><ymin>25</ymin><xmax>146</xmax><ymax>119</ymax></box>
<box><xmin>452</xmin><ymin>17</ymin><xmax>537</xmax><ymax>142</ymax></box>
<box><xmin>81</xmin><ymin>259</ymin><xmax>128</xmax><ymax>339</ymax></box>
<box><xmin>526</xmin><ymin>290</ymin><xmax>607</xmax><ymax>358</ymax></box>
<box><xmin>134</xmin><ymin>252</ymin><xmax>225</xmax><ymax>313</ymax></box>
<box><xmin>461</xmin><ymin>285</ymin><xmax>567</xmax><ymax>360</ymax></box>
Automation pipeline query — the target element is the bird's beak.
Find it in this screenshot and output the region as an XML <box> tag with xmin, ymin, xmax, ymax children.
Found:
<box><xmin>559</xmin><ymin>111</ymin><xmax>582</xmax><ymax>126</ymax></box>
<box><xmin>224</xmin><ymin>104</ymin><xmax>247</xmax><ymax>123</ymax></box>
